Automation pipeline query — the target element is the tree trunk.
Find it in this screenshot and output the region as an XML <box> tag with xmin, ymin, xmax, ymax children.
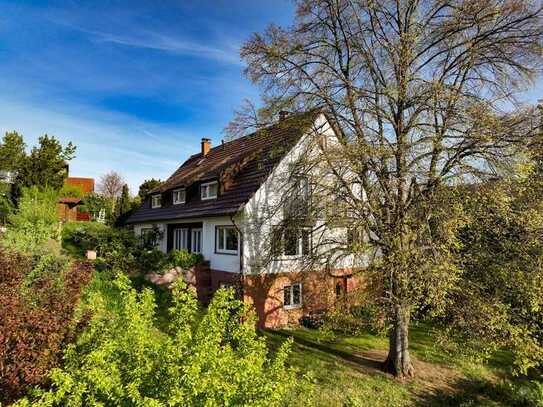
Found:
<box><xmin>384</xmin><ymin>304</ymin><xmax>415</xmax><ymax>378</ymax></box>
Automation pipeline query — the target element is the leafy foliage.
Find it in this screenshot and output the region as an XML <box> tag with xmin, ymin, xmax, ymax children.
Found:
<box><xmin>16</xmin><ymin>135</ymin><xmax>75</xmax><ymax>192</ymax></box>
<box><xmin>2</xmin><ymin>187</ymin><xmax>60</xmax><ymax>254</ymax></box>
<box><xmin>0</xmin><ymin>248</ymin><xmax>93</xmax><ymax>404</ymax></box>
<box><xmin>168</xmin><ymin>249</ymin><xmax>203</xmax><ymax>270</ymax></box>
<box><xmin>79</xmin><ymin>192</ymin><xmax>113</xmax><ymax>222</ymax></box>
<box><xmin>15</xmin><ymin>276</ymin><xmax>298</xmax><ymax>406</ymax></box>
<box><xmin>137</xmin><ymin>247</ymin><xmax>170</xmax><ymax>273</ymax></box>
<box><xmin>58</xmin><ymin>183</ymin><xmax>84</xmax><ymax>199</ymax></box>
<box><xmin>0</xmin><ymin>131</ymin><xmax>26</xmax><ymax>174</ymax></box>
<box><xmin>138</xmin><ymin>178</ymin><xmax>162</xmax><ymax>200</ymax></box>
<box><xmin>440</xmin><ymin>178</ymin><xmax>543</xmax><ymax>375</ymax></box>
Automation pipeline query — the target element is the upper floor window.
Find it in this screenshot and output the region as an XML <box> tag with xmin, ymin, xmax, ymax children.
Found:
<box><xmin>285</xmin><ymin>176</ymin><xmax>310</xmax><ymax>218</ymax></box>
<box><xmin>151</xmin><ymin>194</ymin><xmax>161</xmax><ymax>208</ymax></box>
<box><xmin>272</xmin><ymin>226</ymin><xmax>311</xmax><ymax>257</ymax></box>
<box><xmin>216</xmin><ymin>225</ymin><xmax>239</xmax><ymax>254</ymax></box>
<box><xmin>347</xmin><ymin>226</ymin><xmax>364</xmax><ymax>246</ymax></box>
<box><xmin>201</xmin><ymin>181</ymin><xmax>218</xmax><ymax>200</ymax></box>
<box><xmin>173</xmin><ymin>188</ymin><xmax>186</xmax><ymax>205</ymax></box>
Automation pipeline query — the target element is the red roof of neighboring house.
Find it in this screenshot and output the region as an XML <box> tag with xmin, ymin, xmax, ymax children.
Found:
<box><xmin>65</xmin><ymin>177</ymin><xmax>95</xmax><ymax>194</ymax></box>
<box><xmin>59</xmin><ymin>197</ymin><xmax>82</xmax><ymax>204</ymax></box>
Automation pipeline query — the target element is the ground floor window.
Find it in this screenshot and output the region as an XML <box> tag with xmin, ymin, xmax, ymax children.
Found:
<box><xmin>140</xmin><ymin>227</ymin><xmax>159</xmax><ymax>247</ymax></box>
<box><xmin>216</xmin><ymin>226</ymin><xmax>239</xmax><ymax>254</ymax></box>
<box><xmin>283</xmin><ymin>283</ymin><xmax>302</xmax><ymax>309</ymax></box>
<box><xmin>272</xmin><ymin>226</ymin><xmax>311</xmax><ymax>257</ymax></box>
<box><xmin>191</xmin><ymin>229</ymin><xmax>202</xmax><ymax>253</ymax></box>
<box><xmin>173</xmin><ymin>228</ymin><xmax>189</xmax><ymax>251</ymax></box>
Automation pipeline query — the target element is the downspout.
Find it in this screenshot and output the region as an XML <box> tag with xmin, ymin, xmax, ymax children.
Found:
<box><xmin>229</xmin><ymin>212</ymin><xmax>245</xmax><ymax>300</ymax></box>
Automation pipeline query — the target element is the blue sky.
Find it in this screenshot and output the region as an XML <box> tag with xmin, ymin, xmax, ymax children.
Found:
<box><xmin>0</xmin><ymin>1</ymin><xmax>541</xmax><ymax>193</ymax></box>
<box><xmin>0</xmin><ymin>0</ymin><xmax>295</xmax><ymax>192</ymax></box>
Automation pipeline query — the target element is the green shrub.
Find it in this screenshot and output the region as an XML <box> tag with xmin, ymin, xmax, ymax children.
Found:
<box><xmin>95</xmin><ymin>228</ymin><xmax>139</xmax><ymax>273</ymax></box>
<box><xmin>62</xmin><ymin>222</ymin><xmax>140</xmax><ymax>273</ymax></box>
<box><xmin>168</xmin><ymin>249</ymin><xmax>203</xmax><ymax>270</ymax></box>
<box><xmin>61</xmin><ymin>221</ymin><xmax>111</xmax><ymax>253</ymax></box>
<box><xmin>15</xmin><ymin>276</ymin><xmax>299</xmax><ymax>406</ymax></box>
<box><xmin>3</xmin><ymin>187</ymin><xmax>60</xmax><ymax>254</ymax></box>
<box><xmin>138</xmin><ymin>247</ymin><xmax>169</xmax><ymax>274</ymax></box>
<box><xmin>22</xmin><ymin>253</ymin><xmax>69</xmax><ymax>294</ymax></box>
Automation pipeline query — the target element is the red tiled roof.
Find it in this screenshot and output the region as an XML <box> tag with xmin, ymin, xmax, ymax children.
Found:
<box><xmin>127</xmin><ymin>111</ymin><xmax>318</xmax><ymax>224</ymax></box>
<box><xmin>59</xmin><ymin>197</ymin><xmax>82</xmax><ymax>204</ymax></box>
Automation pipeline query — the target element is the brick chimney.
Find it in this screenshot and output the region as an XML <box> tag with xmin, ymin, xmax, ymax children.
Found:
<box><xmin>201</xmin><ymin>138</ymin><xmax>211</xmax><ymax>156</ymax></box>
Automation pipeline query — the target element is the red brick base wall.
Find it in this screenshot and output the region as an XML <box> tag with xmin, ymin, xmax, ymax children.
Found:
<box><xmin>192</xmin><ymin>266</ymin><xmax>363</xmax><ymax>329</ymax></box>
<box><xmin>243</xmin><ymin>269</ymin><xmax>363</xmax><ymax>329</ymax></box>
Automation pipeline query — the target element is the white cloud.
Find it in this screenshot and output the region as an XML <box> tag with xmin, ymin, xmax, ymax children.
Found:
<box><xmin>0</xmin><ymin>97</ymin><xmax>200</xmax><ymax>193</ymax></box>
<box><xmin>90</xmin><ymin>29</ymin><xmax>243</xmax><ymax>66</ymax></box>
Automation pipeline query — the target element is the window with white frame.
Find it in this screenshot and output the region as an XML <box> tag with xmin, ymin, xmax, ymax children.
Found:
<box><xmin>216</xmin><ymin>226</ymin><xmax>238</xmax><ymax>254</ymax></box>
<box><xmin>347</xmin><ymin>226</ymin><xmax>364</xmax><ymax>247</ymax></box>
<box><xmin>284</xmin><ymin>176</ymin><xmax>310</xmax><ymax>218</ymax></box>
<box><xmin>140</xmin><ymin>227</ymin><xmax>158</xmax><ymax>247</ymax></box>
<box><xmin>283</xmin><ymin>283</ymin><xmax>302</xmax><ymax>308</ymax></box>
<box><xmin>201</xmin><ymin>181</ymin><xmax>218</xmax><ymax>200</ymax></box>
<box><xmin>272</xmin><ymin>226</ymin><xmax>311</xmax><ymax>257</ymax></box>
<box><xmin>191</xmin><ymin>228</ymin><xmax>202</xmax><ymax>254</ymax></box>
<box><xmin>151</xmin><ymin>194</ymin><xmax>161</xmax><ymax>208</ymax></box>
<box><xmin>173</xmin><ymin>228</ymin><xmax>189</xmax><ymax>251</ymax></box>
<box><xmin>173</xmin><ymin>188</ymin><xmax>186</xmax><ymax>204</ymax></box>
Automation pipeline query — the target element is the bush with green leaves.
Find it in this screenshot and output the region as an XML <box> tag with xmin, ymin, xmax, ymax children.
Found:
<box><xmin>168</xmin><ymin>249</ymin><xmax>203</xmax><ymax>270</ymax></box>
<box><xmin>15</xmin><ymin>275</ymin><xmax>299</xmax><ymax>406</ymax></box>
<box><xmin>61</xmin><ymin>221</ymin><xmax>111</xmax><ymax>253</ymax></box>
<box><xmin>2</xmin><ymin>186</ymin><xmax>60</xmax><ymax>254</ymax></box>
<box><xmin>137</xmin><ymin>247</ymin><xmax>170</xmax><ymax>274</ymax></box>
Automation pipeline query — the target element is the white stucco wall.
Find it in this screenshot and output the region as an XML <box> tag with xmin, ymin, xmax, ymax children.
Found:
<box><xmin>133</xmin><ymin>215</ymin><xmax>241</xmax><ymax>273</ymax></box>
<box><xmin>241</xmin><ymin>113</ymin><xmax>369</xmax><ymax>275</ymax></box>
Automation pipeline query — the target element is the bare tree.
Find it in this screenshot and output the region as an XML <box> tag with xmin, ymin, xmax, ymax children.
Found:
<box><xmin>234</xmin><ymin>0</ymin><xmax>543</xmax><ymax>377</ymax></box>
<box><xmin>97</xmin><ymin>171</ymin><xmax>125</xmax><ymax>200</ymax></box>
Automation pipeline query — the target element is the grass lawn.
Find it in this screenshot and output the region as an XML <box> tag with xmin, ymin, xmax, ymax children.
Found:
<box><xmin>263</xmin><ymin>325</ymin><xmax>526</xmax><ymax>406</ymax></box>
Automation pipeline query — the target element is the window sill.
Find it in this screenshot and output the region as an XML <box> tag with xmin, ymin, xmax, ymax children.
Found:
<box><xmin>173</xmin><ymin>202</ymin><xmax>185</xmax><ymax>205</ymax></box>
<box><xmin>284</xmin><ymin>304</ymin><xmax>302</xmax><ymax>310</ymax></box>
<box><xmin>201</xmin><ymin>196</ymin><xmax>218</xmax><ymax>201</ymax></box>
<box><xmin>273</xmin><ymin>255</ymin><xmax>305</xmax><ymax>261</ymax></box>
<box><xmin>215</xmin><ymin>250</ymin><xmax>239</xmax><ymax>256</ymax></box>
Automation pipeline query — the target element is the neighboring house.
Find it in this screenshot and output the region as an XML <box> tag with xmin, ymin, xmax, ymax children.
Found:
<box><xmin>127</xmin><ymin>111</ymin><xmax>366</xmax><ymax>328</ymax></box>
<box><xmin>58</xmin><ymin>177</ymin><xmax>95</xmax><ymax>222</ymax></box>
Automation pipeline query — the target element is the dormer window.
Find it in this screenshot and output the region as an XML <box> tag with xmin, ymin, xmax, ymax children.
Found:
<box><xmin>173</xmin><ymin>188</ymin><xmax>186</xmax><ymax>205</ymax></box>
<box><xmin>201</xmin><ymin>181</ymin><xmax>218</xmax><ymax>200</ymax></box>
<box><xmin>151</xmin><ymin>194</ymin><xmax>162</xmax><ymax>208</ymax></box>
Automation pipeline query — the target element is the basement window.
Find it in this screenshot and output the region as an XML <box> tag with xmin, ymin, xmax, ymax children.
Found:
<box><xmin>201</xmin><ymin>181</ymin><xmax>218</xmax><ymax>200</ymax></box>
<box><xmin>151</xmin><ymin>194</ymin><xmax>162</xmax><ymax>208</ymax></box>
<box><xmin>283</xmin><ymin>283</ymin><xmax>302</xmax><ymax>309</ymax></box>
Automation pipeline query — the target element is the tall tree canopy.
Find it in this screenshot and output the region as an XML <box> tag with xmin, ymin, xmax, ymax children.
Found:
<box><xmin>137</xmin><ymin>178</ymin><xmax>162</xmax><ymax>200</ymax></box>
<box><xmin>236</xmin><ymin>0</ymin><xmax>543</xmax><ymax>377</ymax></box>
<box><xmin>0</xmin><ymin>132</ymin><xmax>26</xmax><ymax>175</ymax></box>
<box><xmin>16</xmin><ymin>135</ymin><xmax>75</xmax><ymax>192</ymax></box>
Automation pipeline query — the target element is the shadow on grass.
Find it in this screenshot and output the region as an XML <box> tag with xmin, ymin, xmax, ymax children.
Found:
<box><xmin>266</xmin><ymin>329</ymin><xmax>385</xmax><ymax>373</ymax></box>
<box><xmin>416</xmin><ymin>376</ymin><xmax>527</xmax><ymax>407</ymax></box>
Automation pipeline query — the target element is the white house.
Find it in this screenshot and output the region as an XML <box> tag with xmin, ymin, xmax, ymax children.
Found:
<box><xmin>127</xmin><ymin>111</ymin><xmax>365</xmax><ymax>327</ymax></box>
